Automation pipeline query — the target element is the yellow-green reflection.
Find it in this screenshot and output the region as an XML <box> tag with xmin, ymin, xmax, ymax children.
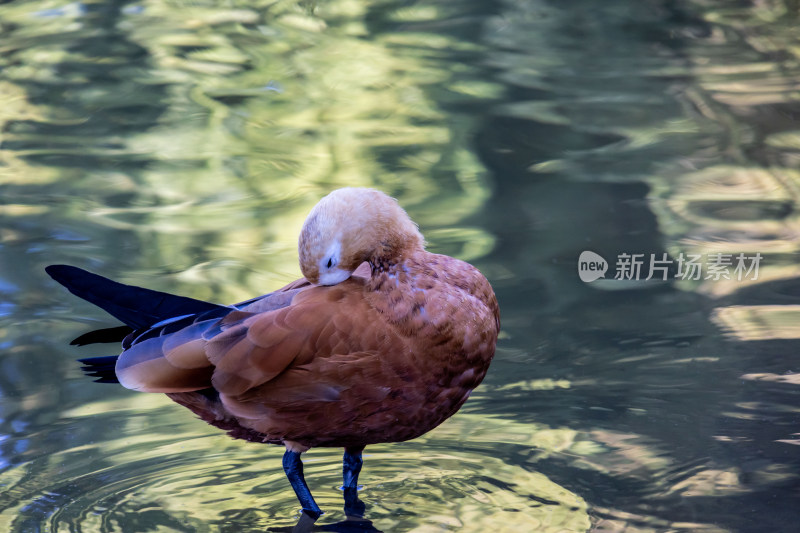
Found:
<box><xmin>712</xmin><ymin>305</ymin><xmax>800</xmax><ymax>340</ymax></box>
<box><xmin>4</xmin><ymin>0</ymin><xmax>800</xmax><ymax>532</ymax></box>
<box><xmin>644</xmin><ymin>3</ymin><xmax>800</xmax><ymax>306</ymax></box>
<box><xmin>0</xmin><ymin>392</ymin><xmax>591</xmax><ymax>532</ymax></box>
<box><xmin>1</xmin><ymin>0</ymin><xmax>496</xmax><ymax>303</ymax></box>
<box><xmin>0</xmin><ymin>0</ymin><xmax>519</xmax><ymax>531</ymax></box>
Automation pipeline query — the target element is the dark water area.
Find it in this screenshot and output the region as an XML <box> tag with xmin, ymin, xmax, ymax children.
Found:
<box><xmin>2</xmin><ymin>0</ymin><xmax>800</xmax><ymax>531</ymax></box>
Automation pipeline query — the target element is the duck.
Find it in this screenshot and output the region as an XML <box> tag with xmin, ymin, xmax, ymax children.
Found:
<box><xmin>46</xmin><ymin>187</ymin><xmax>500</xmax><ymax>522</ymax></box>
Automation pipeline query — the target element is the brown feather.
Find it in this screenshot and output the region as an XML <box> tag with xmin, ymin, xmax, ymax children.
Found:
<box><xmin>117</xmin><ymin>340</ymin><xmax>213</xmax><ymax>393</ymax></box>
<box><xmin>163</xmin><ymin>338</ymin><xmax>209</xmax><ymax>369</ymax></box>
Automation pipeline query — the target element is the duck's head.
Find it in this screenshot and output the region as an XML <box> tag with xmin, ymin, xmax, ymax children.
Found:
<box><xmin>298</xmin><ymin>188</ymin><xmax>424</xmax><ymax>285</ymax></box>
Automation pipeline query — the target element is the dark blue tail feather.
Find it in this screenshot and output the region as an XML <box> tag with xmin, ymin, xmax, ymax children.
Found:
<box><xmin>46</xmin><ymin>265</ymin><xmax>225</xmax><ymax>330</ymax></box>
<box><xmin>78</xmin><ymin>356</ymin><xmax>120</xmax><ymax>383</ymax></box>
<box><xmin>70</xmin><ymin>325</ymin><xmax>133</xmax><ymax>346</ymax></box>
<box><xmin>48</xmin><ymin>264</ymin><xmax>229</xmax><ymax>383</ymax></box>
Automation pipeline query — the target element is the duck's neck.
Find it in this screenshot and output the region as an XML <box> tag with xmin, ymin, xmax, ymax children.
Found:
<box><xmin>367</xmin><ymin>243</ymin><xmax>423</xmax><ymax>279</ymax></box>
<box><xmin>369</xmin><ymin>257</ymin><xmax>401</xmax><ymax>278</ymax></box>
<box><xmin>365</xmin><ymin>248</ymin><xmax>430</xmax><ymax>330</ymax></box>
<box><xmin>369</xmin><ymin>258</ymin><xmax>407</xmax><ymax>284</ymax></box>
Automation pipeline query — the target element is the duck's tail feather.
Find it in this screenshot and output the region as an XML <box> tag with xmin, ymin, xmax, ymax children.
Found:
<box><xmin>70</xmin><ymin>325</ymin><xmax>133</xmax><ymax>346</ymax></box>
<box><xmin>78</xmin><ymin>356</ymin><xmax>120</xmax><ymax>383</ymax></box>
<box><xmin>45</xmin><ymin>265</ymin><xmax>225</xmax><ymax>331</ymax></box>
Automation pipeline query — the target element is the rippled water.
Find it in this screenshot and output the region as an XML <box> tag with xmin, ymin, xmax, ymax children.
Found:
<box><xmin>2</xmin><ymin>0</ymin><xmax>800</xmax><ymax>531</ymax></box>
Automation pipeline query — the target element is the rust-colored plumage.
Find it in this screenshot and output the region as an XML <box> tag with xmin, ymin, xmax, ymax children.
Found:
<box><xmin>47</xmin><ymin>188</ymin><xmax>499</xmax><ymax>522</ymax></box>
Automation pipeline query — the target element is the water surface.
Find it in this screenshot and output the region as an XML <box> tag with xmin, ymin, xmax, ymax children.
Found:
<box><xmin>1</xmin><ymin>0</ymin><xmax>800</xmax><ymax>531</ymax></box>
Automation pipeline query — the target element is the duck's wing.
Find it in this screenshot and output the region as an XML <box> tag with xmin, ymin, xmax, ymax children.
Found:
<box><xmin>115</xmin><ymin>265</ymin><xmax>377</xmax><ymax>395</ymax></box>
<box><xmin>204</xmin><ymin>279</ymin><xmax>408</xmax><ymax>437</ymax></box>
<box><xmin>112</xmin><ymin>285</ymin><xmax>310</xmax><ymax>393</ymax></box>
<box><xmin>205</xmin><ymin>278</ymin><xmax>383</xmax><ymax>398</ymax></box>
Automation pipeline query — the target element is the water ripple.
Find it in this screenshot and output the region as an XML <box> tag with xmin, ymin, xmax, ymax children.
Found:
<box><xmin>0</xmin><ymin>399</ymin><xmax>589</xmax><ymax>533</ymax></box>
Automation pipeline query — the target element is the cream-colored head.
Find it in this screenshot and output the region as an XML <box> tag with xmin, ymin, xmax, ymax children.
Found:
<box><xmin>298</xmin><ymin>188</ymin><xmax>424</xmax><ymax>285</ymax></box>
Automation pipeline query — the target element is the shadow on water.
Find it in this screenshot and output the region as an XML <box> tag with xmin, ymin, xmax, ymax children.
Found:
<box><xmin>472</xmin><ymin>1</ymin><xmax>800</xmax><ymax>532</ymax></box>
<box><xmin>2</xmin><ymin>0</ymin><xmax>800</xmax><ymax>532</ymax></box>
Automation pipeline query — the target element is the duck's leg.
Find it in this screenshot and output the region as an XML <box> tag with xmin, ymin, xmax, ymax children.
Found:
<box><xmin>342</xmin><ymin>445</ymin><xmax>366</xmax><ymax>518</ymax></box>
<box><xmin>282</xmin><ymin>443</ymin><xmax>322</xmax><ymax>520</ymax></box>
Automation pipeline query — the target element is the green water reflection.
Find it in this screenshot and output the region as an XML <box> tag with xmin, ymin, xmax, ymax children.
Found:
<box><xmin>2</xmin><ymin>0</ymin><xmax>800</xmax><ymax>532</ymax></box>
